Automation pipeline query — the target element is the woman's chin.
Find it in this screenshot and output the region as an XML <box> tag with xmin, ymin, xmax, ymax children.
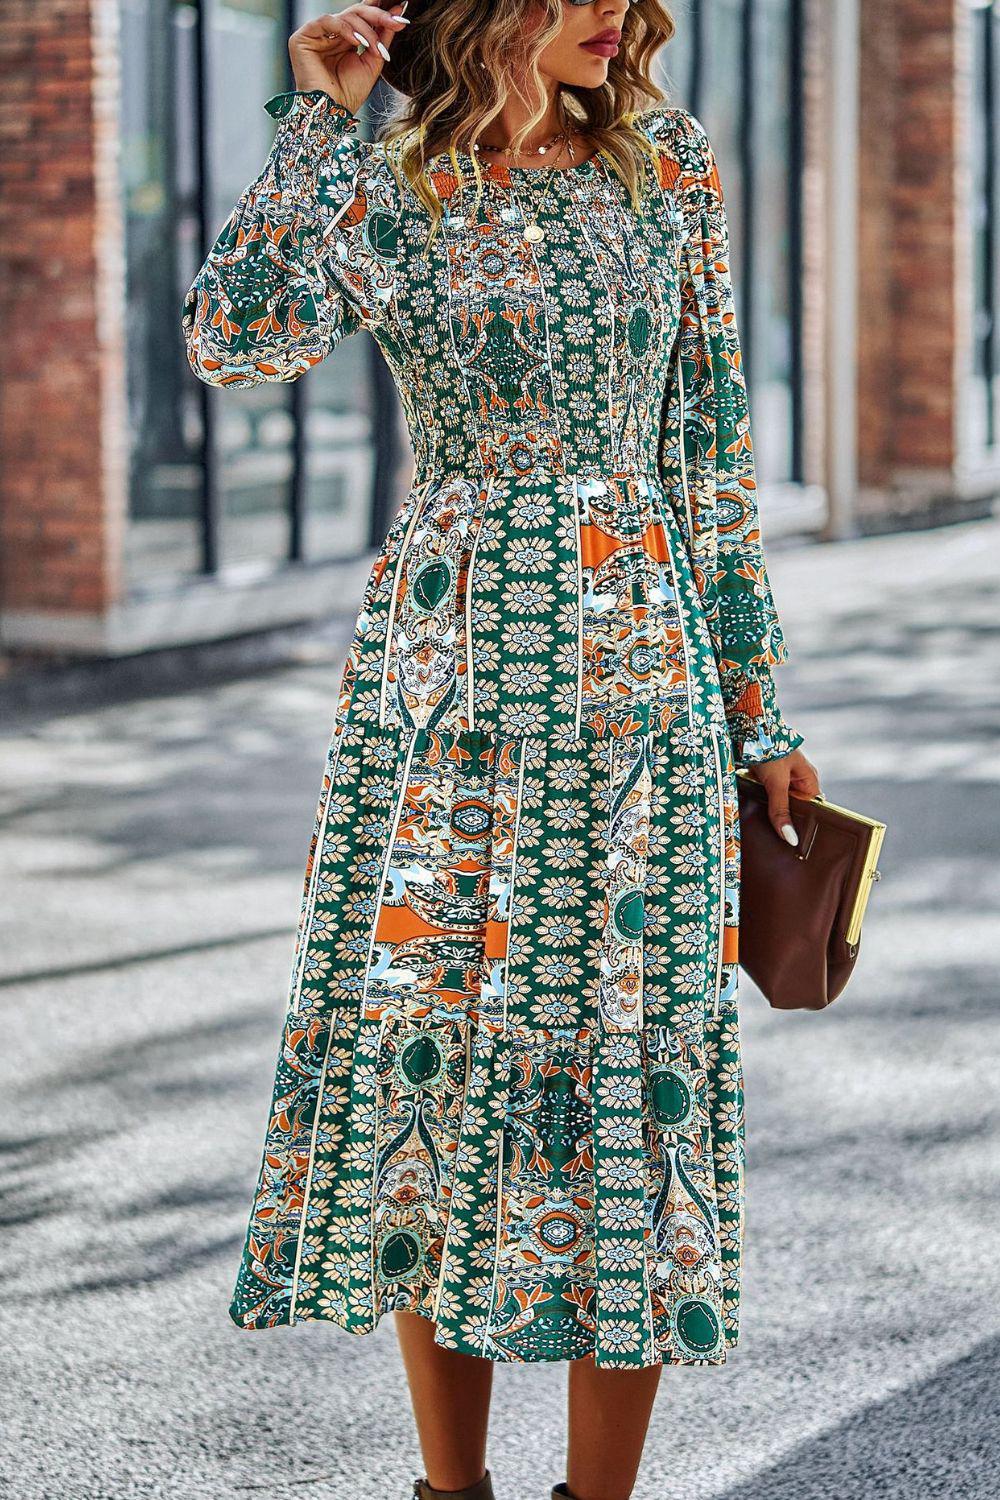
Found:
<box><xmin>553</xmin><ymin>59</ymin><xmax>611</xmax><ymax>89</ymax></box>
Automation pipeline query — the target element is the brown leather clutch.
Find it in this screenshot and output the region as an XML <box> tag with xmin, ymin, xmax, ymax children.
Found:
<box><xmin>736</xmin><ymin>771</ymin><xmax>886</xmax><ymax>1010</ymax></box>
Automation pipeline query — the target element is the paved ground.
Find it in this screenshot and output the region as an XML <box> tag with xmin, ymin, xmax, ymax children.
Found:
<box><xmin>2</xmin><ymin>515</ymin><xmax>998</xmax><ymax>1500</ymax></box>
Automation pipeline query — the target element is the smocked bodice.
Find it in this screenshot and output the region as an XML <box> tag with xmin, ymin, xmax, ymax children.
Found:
<box><xmin>368</xmin><ymin>155</ymin><xmax>683</xmax><ymax>486</ymax></box>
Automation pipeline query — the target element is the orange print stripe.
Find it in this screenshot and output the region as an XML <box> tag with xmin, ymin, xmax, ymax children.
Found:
<box><xmin>580</xmin><ymin>523</ymin><xmax>628</xmax><ymax>571</ymax></box>
<box><xmin>484</xmin><ymin>918</ymin><xmax>509</xmax><ymax>961</ymax></box>
<box><xmin>374</xmin><ymin>905</ymin><xmax>450</xmax><ymax>945</ymax></box>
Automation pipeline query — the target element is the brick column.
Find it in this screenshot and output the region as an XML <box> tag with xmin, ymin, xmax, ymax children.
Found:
<box><xmin>0</xmin><ymin>0</ymin><xmax>127</xmax><ymax>653</ymax></box>
<box><xmin>856</xmin><ymin>0</ymin><xmax>980</xmax><ymax>527</ymax></box>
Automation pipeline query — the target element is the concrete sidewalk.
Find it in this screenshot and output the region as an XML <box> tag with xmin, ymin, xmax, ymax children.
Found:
<box><xmin>1</xmin><ymin>516</ymin><xmax>998</xmax><ymax>1500</ymax></box>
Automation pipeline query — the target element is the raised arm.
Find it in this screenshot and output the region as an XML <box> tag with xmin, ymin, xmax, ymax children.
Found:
<box><xmin>182</xmin><ymin>90</ymin><xmax>395</xmax><ymax>388</ymax></box>
<box><xmin>182</xmin><ymin>7</ymin><xmax>410</xmax><ymax>388</ymax></box>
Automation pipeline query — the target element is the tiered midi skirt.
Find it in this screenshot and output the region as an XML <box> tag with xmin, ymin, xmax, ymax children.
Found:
<box><xmin>229</xmin><ymin>469</ymin><xmax>744</xmax><ymax>1370</ymax></box>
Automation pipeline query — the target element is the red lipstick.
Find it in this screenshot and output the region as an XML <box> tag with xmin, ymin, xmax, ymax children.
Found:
<box><xmin>581</xmin><ymin>28</ymin><xmax>621</xmax><ymax>59</ymax></box>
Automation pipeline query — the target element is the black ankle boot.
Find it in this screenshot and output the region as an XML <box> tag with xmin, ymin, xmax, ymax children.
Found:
<box><xmin>411</xmin><ymin>1470</ymin><xmax>495</xmax><ymax>1500</ymax></box>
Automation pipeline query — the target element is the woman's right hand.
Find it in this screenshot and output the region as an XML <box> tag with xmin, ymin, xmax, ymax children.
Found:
<box><xmin>289</xmin><ymin>5</ymin><xmax>409</xmax><ymax>117</ymax></box>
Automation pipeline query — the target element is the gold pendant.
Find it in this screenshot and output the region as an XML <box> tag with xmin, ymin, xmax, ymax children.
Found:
<box><xmin>523</xmin><ymin>222</ymin><xmax>545</xmax><ymax>244</ymax></box>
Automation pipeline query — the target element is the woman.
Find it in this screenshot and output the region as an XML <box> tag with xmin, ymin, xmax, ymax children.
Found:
<box><xmin>183</xmin><ymin>3</ymin><xmax>821</xmax><ymax>1497</ymax></box>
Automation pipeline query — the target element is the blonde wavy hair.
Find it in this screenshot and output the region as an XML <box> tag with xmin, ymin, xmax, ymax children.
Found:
<box><xmin>378</xmin><ymin>0</ymin><xmax>677</xmax><ymax>238</ymax></box>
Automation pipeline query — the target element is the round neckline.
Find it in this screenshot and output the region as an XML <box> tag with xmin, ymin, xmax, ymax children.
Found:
<box><xmin>449</xmin><ymin>146</ymin><xmax>603</xmax><ymax>181</ymax></box>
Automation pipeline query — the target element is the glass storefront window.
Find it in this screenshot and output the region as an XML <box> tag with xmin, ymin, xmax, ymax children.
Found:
<box><xmin>752</xmin><ymin>0</ymin><xmax>795</xmax><ymax>483</ymax></box>
<box><xmin>968</xmin><ymin>0</ymin><xmax>997</xmax><ymax>454</ymax></box>
<box><xmin>120</xmin><ymin>0</ymin><xmax>805</xmax><ymax>592</ymax></box>
<box><xmin>702</xmin><ymin>0</ymin><xmax>745</xmax><ymax>259</ymax></box>
<box><xmin>658</xmin><ymin>0</ymin><xmax>802</xmax><ymax>489</ymax></box>
<box><xmin>121</xmin><ymin>0</ymin><xmax>204</xmax><ymax>585</ymax></box>
<box><xmin>659</xmin><ymin>4</ymin><xmax>694</xmax><ymax>102</ymax></box>
<box><xmin>120</xmin><ymin>0</ymin><xmax>385</xmax><ymax>591</ymax></box>
<box><xmin>209</xmin><ymin>0</ymin><xmax>295</xmax><ymax>572</ymax></box>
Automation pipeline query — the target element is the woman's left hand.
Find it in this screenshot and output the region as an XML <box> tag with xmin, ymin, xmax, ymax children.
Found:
<box><xmin>748</xmin><ymin>747</ymin><xmax>822</xmax><ymax>847</ymax></box>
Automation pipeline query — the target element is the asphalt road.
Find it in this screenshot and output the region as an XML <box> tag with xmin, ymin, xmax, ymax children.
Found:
<box><xmin>2</xmin><ymin>515</ymin><xmax>998</xmax><ymax>1500</ymax></box>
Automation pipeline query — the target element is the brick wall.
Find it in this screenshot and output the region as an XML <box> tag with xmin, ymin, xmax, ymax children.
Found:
<box><xmin>0</xmin><ymin>0</ymin><xmax>126</xmax><ymax>628</ymax></box>
<box><xmin>857</xmin><ymin>0</ymin><xmax>900</xmax><ymax>487</ymax></box>
<box><xmin>857</xmin><ymin>0</ymin><xmax>975</xmax><ymax>521</ymax></box>
<box><xmin>891</xmin><ymin>0</ymin><xmax>962</xmax><ymax>473</ymax></box>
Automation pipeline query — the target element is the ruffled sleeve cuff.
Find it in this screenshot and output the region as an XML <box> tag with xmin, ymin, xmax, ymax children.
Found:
<box><xmin>263</xmin><ymin>89</ymin><xmax>361</xmax><ymax>145</ymax></box>
<box><xmin>722</xmin><ymin>667</ymin><xmax>804</xmax><ymax>768</ymax></box>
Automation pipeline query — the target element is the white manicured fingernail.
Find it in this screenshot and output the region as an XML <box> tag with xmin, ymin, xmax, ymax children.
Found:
<box><xmin>352</xmin><ymin>30</ymin><xmax>369</xmax><ymax>49</ymax></box>
<box><xmin>781</xmin><ymin>823</ymin><xmax>799</xmax><ymax>847</ymax></box>
<box><xmin>377</xmin><ymin>40</ymin><xmax>392</xmax><ymax>61</ymax></box>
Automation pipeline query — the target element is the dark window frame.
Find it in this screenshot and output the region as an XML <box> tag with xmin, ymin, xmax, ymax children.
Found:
<box><xmin>972</xmin><ymin>0</ymin><xmax>997</xmax><ymax>450</ymax></box>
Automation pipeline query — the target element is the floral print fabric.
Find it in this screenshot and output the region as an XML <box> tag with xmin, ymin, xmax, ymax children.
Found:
<box><xmin>182</xmin><ymin>87</ymin><xmax>802</xmax><ymax>1367</ymax></box>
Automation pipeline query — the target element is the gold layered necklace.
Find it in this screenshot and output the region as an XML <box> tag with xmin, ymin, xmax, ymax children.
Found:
<box><xmin>474</xmin><ymin>131</ymin><xmax>577</xmax><ymax>245</ymax></box>
<box><xmin>472</xmin><ymin>127</ymin><xmax>568</xmax><ymax>162</ymax></box>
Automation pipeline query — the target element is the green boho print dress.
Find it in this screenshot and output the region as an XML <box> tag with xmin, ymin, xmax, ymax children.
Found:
<box><xmin>182</xmin><ymin>88</ymin><xmax>803</xmax><ymax>1370</ymax></box>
